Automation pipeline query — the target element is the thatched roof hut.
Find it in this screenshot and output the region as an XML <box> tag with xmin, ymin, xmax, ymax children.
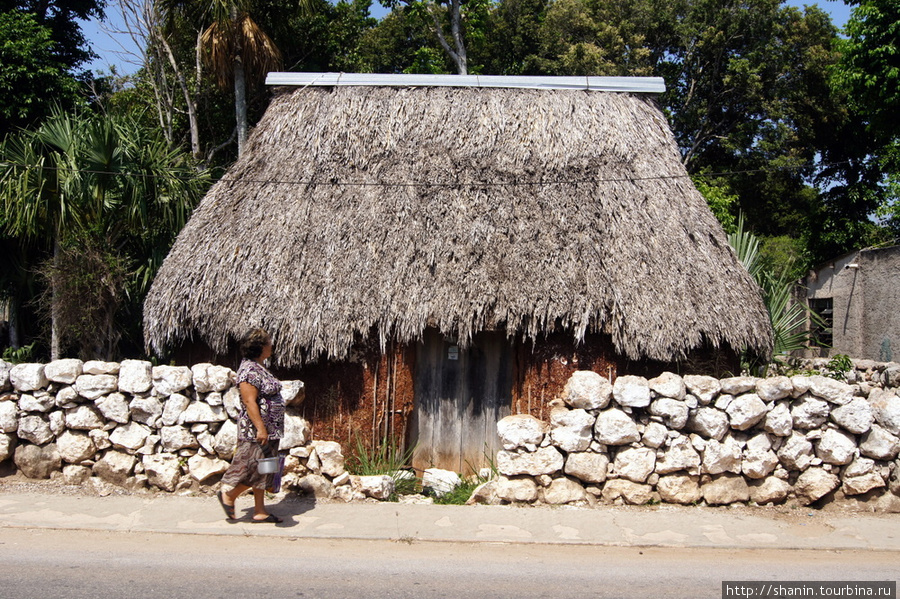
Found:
<box><xmin>144</xmin><ymin>74</ymin><xmax>772</xmax><ymax>367</ymax></box>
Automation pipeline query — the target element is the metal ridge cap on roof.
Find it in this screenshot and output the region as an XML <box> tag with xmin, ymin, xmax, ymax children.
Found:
<box><xmin>265</xmin><ymin>72</ymin><xmax>666</xmax><ymax>93</ymax></box>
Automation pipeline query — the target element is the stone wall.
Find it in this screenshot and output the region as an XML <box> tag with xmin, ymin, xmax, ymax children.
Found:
<box><xmin>0</xmin><ymin>359</ymin><xmax>394</xmax><ymax>501</ymax></box>
<box><xmin>486</xmin><ymin>361</ymin><xmax>900</xmax><ymax>509</ymax></box>
<box><xmin>4</xmin><ymin>357</ymin><xmax>900</xmax><ymax>510</ymax></box>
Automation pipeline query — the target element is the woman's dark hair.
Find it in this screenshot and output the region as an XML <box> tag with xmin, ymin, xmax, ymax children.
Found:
<box><xmin>240</xmin><ymin>328</ymin><xmax>271</xmax><ymax>359</ymax></box>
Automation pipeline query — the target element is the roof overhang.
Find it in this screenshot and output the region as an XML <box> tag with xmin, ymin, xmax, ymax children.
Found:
<box><xmin>265</xmin><ymin>72</ymin><xmax>666</xmax><ymax>94</ymax></box>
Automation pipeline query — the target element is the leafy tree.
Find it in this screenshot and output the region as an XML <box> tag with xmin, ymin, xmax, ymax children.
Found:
<box><xmin>0</xmin><ymin>110</ymin><xmax>210</xmax><ymax>359</ymax></box>
<box><xmin>830</xmin><ymin>0</ymin><xmax>900</xmax><ymax>245</ymax></box>
<box><xmin>0</xmin><ymin>10</ymin><xmax>82</xmax><ymax>135</ymax></box>
<box><xmin>0</xmin><ymin>0</ymin><xmax>104</xmax><ymax>72</ymax></box>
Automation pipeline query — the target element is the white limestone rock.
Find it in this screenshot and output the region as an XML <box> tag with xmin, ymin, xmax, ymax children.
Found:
<box><xmin>201</xmin><ymin>392</ymin><xmax>222</xmax><ymax>407</ymax></box>
<box><xmin>159</xmin><ymin>425</ymin><xmax>199</xmax><ymax>452</ymax></box>
<box><xmin>279</xmin><ymin>410</ymin><xmax>311</xmax><ymax>450</ymax></box>
<box><xmin>749</xmin><ymin>477</ymin><xmax>791</xmax><ymax>505</ymax></box>
<box><xmin>794</xmin><ymin>467</ymin><xmax>840</xmax><ymax>502</ymax></box>
<box><xmin>745</xmin><ymin>432</ymin><xmax>772</xmax><ymax>453</ymax></box>
<box><xmin>720</xmin><ymin>376</ymin><xmax>757</xmax><ymax>395</ymax></box>
<box><xmin>844</xmin><ymin>456</ymin><xmax>875</xmax><ymax>478</ymax></box>
<box><xmin>0</xmin><ymin>360</ymin><xmax>11</xmax><ymax>391</ymax></box>
<box><xmin>649</xmin><ymin>398</ymin><xmax>689</xmax><ymax>429</ymax></box>
<box><xmin>684</xmin><ymin>375</ymin><xmax>721</xmax><ymax>405</ymax></box>
<box><xmin>109</xmin><ymin>421</ymin><xmax>152</xmax><ymax>452</ymax></box>
<box><xmin>612</xmin><ymin>446</ymin><xmax>656</xmax><ymax>483</ymax></box>
<box><xmin>118</xmin><ymin>360</ymin><xmax>153</xmax><ymax>394</ymax></box>
<box><xmin>649</xmin><ymin>372</ymin><xmax>686</xmax><ymax>400</ymax></box>
<box><xmin>196</xmin><ymin>430</ymin><xmax>215</xmax><ymax>455</ymax></box>
<box><xmin>130</xmin><ymin>396</ymin><xmax>164</xmax><ymax>427</ymax></box>
<box><xmin>601</xmin><ymin>479</ymin><xmax>654</xmax><ymax>505</ymax></box>
<box><xmin>10</xmin><ymin>363</ymin><xmax>48</xmax><ymax>392</ymax></box>
<box><xmin>777</xmin><ymin>432</ymin><xmax>815</xmax><ymax>471</ymax></box>
<box><xmin>17</xmin><ymin>414</ymin><xmax>54</xmax><ymax>445</ymax></box>
<box><xmin>655</xmin><ymin>435</ymin><xmax>701</xmax><ymax>475</ymax></box>
<box><xmin>151</xmin><ymin>365</ymin><xmax>193</xmax><ymax>396</ymax></box>
<box><xmin>213</xmin><ymin>420</ymin><xmax>238</xmax><ymax>460</ymax></box>
<box><xmin>359</xmin><ymin>475</ymin><xmax>395</xmax><ymax>500</ymax></box>
<box><xmin>14</xmin><ymin>442</ymin><xmax>61</xmax><ymax>478</ymax></box>
<box><xmin>612</xmin><ymin>375</ymin><xmax>651</xmax><ymax>408</ymax></box>
<box><xmin>790</xmin><ymin>375</ymin><xmax>813</xmax><ymax>398</ymax></box>
<box><xmin>497</xmin><ymin>446</ymin><xmax>564</xmax><ymax>476</ymax></box>
<box><xmin>48</xmin><ymin>409</ymin><xmax>65</xmax><ymax>436</ymax></box>
<box><xmin>92</xmin><ymin>450</ymin><xmax>136</xmax><ymax>485</ymax></box>
<box><xmin>422</xmin><ymin>468</ymin><xmax>461</xmax><ymax>496</ymax></box>
<box><xmin>0</xmin><ymin>400</ymin><xmax>17</xmax><ymax>433</ymax></box>
<box><xmin>564</xmin><ymin>451</ymin><xmax>609</xmax><ymax>483</ymax></box>
<box><xmin>842</xmin><ymin>471</ymin><xmax>885</xmax><ymax>495</ymax></box>
<box><xmin>496</xmin><ymin>476</ymin><xmax>538</xmax><ymax>503</ymax></box>
<box><xmin>686</xmin><ymin>407</ymin><xmax>729</xmax><ymax>440</ymax></box>
<box><xmin>858</xmin><ymin>424</ymin><xmax>900</xmax><ymax>461</ymax></box>
<box><xmin>791</xmin><ymin>395</ymin><xmax>831</xmax><ymax>430</ymax></box>
<box><xmin>808</xmin><ymin>375</ymin><xmax>855</xmax><ymax>405</ymax></box>
<box><xmin>701</xmin><ymin>473</ymin><xmax>750</xmax><ymax>505</ymax></box>
<box><xmin>311</xmin><ymin>440</ymin><xmax>345</xmax><ymax>478</ymax></box>
<box><xmin>281</xmin><ymin>380</ymin><xmax>306</xmax><ymax>407</ymax></box>
<box><xmin>161</xmin><ymin>393</ymin><xmax>191</xmax><ymax>426</ymax></box>
<box><xmin>89</xmin><ymin>429</ymin><xmax>111</xmax><ymax>450</ymax></box>
<box><xmin>56</xmin><ymin>430</ymin><xmax>96</xmax><ymax>463</ymax></box>
<box><xmin>542</xmin><ymin>477</ymin><xmax>586</xmax><ymax>504</ymax></box>
<box><xmin>702</xmin><ymin>436</ymin><xmax>744</xmax><ymax>475</ymax></box>
<box><xmin>61</xmin><ymin>464</ymin><xmax>91</xmax><ymax>485</ymax></box>
<box><xmin>223</xmin><ymin>387</ymin><xmax>241</xmax><ymax>420</ymax></box>
<box><xmin>830</xmin><ymin>397</ymin><xmax>874</xmax><ymax>435</ymax></box>
<box><xmin>593</xmin><ymin>408</ymin><xmax>640</xmax><ymax>445</ymax></box>
<box><xmin>756</xmin><ymin>376</ymin><xmax>793</xmax><ymax>402</ymax></box>
<box><xmin>497</xmin><ymin>415</ymin><xmax>548</xmax><ymax>452</ymax></box>
<box><xmin>561</xmin><ymin>371</ymin><xmax>613</xmax><ymax>410</ymax></box>
<box><xmin>0</xmin><ymin>432</ymin><xmax>15</xmax><ymax>462</ymax></box>
<box><xmin>64</xmin><ymin>404</ymin><xmax>105</xmax><ymax>430</ymax></box>
<box><xmin>868</xmin><ymin>388</ymin><xmax>900</xmax><ymax>436</ymax></box>
<box><xmin>142</xmin><ymin>453</ymin><xmax>181</xmax><ymax>492</ymax></box>
<box><xmin>549</xmin><ymin>407</ymin><xmax>595</xmax><ymax>452</ymax></box>
<box><xmin>725</xmin><ymin>393</ymin><xmax>768</xmax><ymax>431</ymax></box>
<box><xmin>44</xmin><ymin>359</ymin><xmax>83</xmax><ymax>384</ymax></box>
<box><xmin>763</xmin><ymin>402</ymin><xmax>793</xmax><ymax>437</ymax></box>
<box><xmin>18</xmin><ymin>392</ymin><xmax>54</xmax><ymax>413</ymax></box>
<box><xmin>74</xmin><ymin>374</ymin><xmax>118</xmax><ymax>400</ymax></box>
<box><xmin>189</xmin><ymin>363</ymin><xmax>231</xmax><ymax>393</ymax></box>
<box><xmin>641</xmin><ymin>421</ymin><xmax>669</xmax><ymax>448</ymax></box>
<box><xmin>816</xmin><ymin>428</ymin><xmax>857</xmax><ymax>465</ymax></box>
<box><xmin>742</xmin><ymin>449</ymin><xmax>779</xmax><ymax>479</ymax></box>
<box><xmin>656</xmin><ymin>474</ymin><xmax>702</xmax><ymax>504</ymax></box>
<box><xmin>82</xmin><ymin>360</ymin><xmax>119</xmax><ymax>375</ymax></box>
<box><xmin>178</xmin><ymin>401</ymin><xmax>227</xmax><ymax>424</ymax></box>
<box><xmin>94</xmin><ymin>392</ymin><xmax>130</xmax><ymax>424</ymax></box>
<box><xmin>54</xmin><ymin>385</ymin><xmax>79</xmax><ymax>409</ymax></box>
<box><xmin>187</xmin><ymin>454</ymin><xmax>229</xmax><ymax>483</ymax></box>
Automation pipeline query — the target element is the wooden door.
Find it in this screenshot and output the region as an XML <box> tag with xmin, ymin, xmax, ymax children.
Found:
<box><xmin>411</xmin><ymin>328</ymin><xmax>512</xmax><ymax>474</ymax></box>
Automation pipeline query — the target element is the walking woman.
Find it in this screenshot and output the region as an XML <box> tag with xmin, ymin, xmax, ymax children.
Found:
<box><xmin>217</xmin><ymin>328</ymin><xmax>285</xmax><ymax>523</ymax></box>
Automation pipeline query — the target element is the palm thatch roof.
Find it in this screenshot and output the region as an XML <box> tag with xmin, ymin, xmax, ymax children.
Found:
<box><xmin>144</xmin><ymin>77</ymin><xmax>773</xmax><ymax>367</ymax></box>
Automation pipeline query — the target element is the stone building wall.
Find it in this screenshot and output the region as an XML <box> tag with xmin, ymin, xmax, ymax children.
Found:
<box><xmin>2</xmin><ymin>358</ymin><xmax>900</xmax><ymax>510</ymax></box>
<box><xmin>487</xmin><ymin>361</ymin><xmax>900</xmax><ymax>509</ymax></box>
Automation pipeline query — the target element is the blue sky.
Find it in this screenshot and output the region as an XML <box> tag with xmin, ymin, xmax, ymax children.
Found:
<box><xmin>80</xmin><ymin>1</ymin><xmax>855</xmax><ymax>77</ymax></box>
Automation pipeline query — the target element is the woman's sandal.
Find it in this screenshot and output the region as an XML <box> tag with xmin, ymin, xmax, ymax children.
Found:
<box><xmin>217</xmin><ymin>491</ymin><xmax>236</xmax><ymax>521</ymax></box>
<box><xmin>251</xmin><ymin>514</ymin><xmax>282</xmax><ymax>524</ymax></box>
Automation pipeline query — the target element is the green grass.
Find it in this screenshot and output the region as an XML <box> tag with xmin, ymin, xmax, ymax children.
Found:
<box><xmin>346</xmin><ymin>435</ymin><xmax>420</xmax><ymax>499</ymax></box>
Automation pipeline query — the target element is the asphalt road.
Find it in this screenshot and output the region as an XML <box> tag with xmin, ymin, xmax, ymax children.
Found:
<box><xmin>2</xmin><ymin>528</ymin><xmax>897</xmax><ymax>599</ymax></box>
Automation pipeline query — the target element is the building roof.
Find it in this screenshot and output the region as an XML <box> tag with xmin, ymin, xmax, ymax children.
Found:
<box><xmin>143</xmin><ymin>77</ymin><xmax>773</xmax><ymax>366</ymax></box>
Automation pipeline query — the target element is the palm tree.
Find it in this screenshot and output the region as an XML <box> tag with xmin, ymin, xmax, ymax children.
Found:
<box><xmin>200</xmin><ymin>0</ymin><xmax>282</xmax><ymax>156</ymax></box>
<box><xmin>0</xmin><ymin>110</ymin><xmax>210</xmax><ymax>359</ymax></box>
